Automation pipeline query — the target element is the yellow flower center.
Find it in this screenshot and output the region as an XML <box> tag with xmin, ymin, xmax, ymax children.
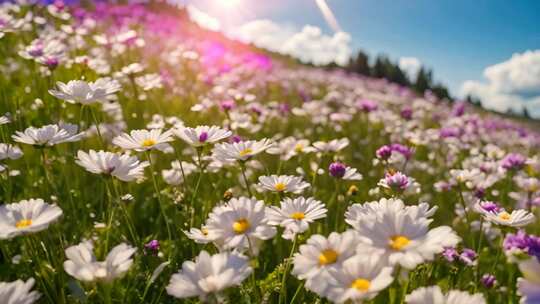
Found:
<box><xmin>201</xmin><ymin>228</ymin><xmax>208</xmax><ymax>236</ymax></box>
<box><xmin>347</xmin><ymin>185</ymin><xmax>359</xmax><ymax>196</ymax></box>
<box><xmin>291</xmin><ymin>212</ymin><xmax>305</xmax><ymax>220</ymax></box>
<box><xmin>498</xmin><ymin>211</ymin><xmax>511</xmax><ymax>221</ymax></box>
<box><xmin>232</xmin><ymin>218</ymin><xmax>250</xmax><ymax>233</ymax></box>
<box><xmin>294</xmin><ymin>143</ymin><xmax>304</xmax><ymax>153</ymax></box>
<box><xmin>239</xmin><ymin>148</ymin><xmax>253</xmax><ymax>157</ymax></box>
<box><xmin>318</xmin><ymin>249</ymin><xmax>338</xmax><ymax>265</ymax></box>
<box><xmin>390</xmin><ymin>235</ymin><xmax>410</xmax><ymax>250</ymax></box>
<box><xmin>351</xmin><ymin>278</ymin><xmax>371</xmax><ymax>291</ymax></box>
<box><xmin>274</xmin><ymin>182</ymin><xmax>287</xmax><ymax>192</ymax></box>
<box><xmin>16</xmin><ymin>219</ymin><xmax>32</xmax><ymax>229</ymax></box>
<box><xmin>142</xmin><ymin>139</ymin><xmax>156</xmax><ymax>147</ymax></box>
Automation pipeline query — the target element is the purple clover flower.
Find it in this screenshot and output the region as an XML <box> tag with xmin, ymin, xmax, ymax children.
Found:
<box><xmin>439</xmin><ymin>127</ymin><xmax>461</xmax><ymax>138</ymax></box>
<box><xmin>376</xmin><ymin>145</ymin><xmax>392</xmax><ymax>160</ymax></box>
<box><xmin>478</xmin><ymin>201</ymin><xmax>502</xmax><ymax>213</ymax></box>
<box><xmin>198</xmin><ymin>132</ymin><xmax>208</xmax><ymax>143</ymax></box>
<box><xmin>400</xmin><ymin>107</ymin><xmax>413</xmax><ymax>120</ymax></box>
<box><xmin>357</xmin><ymin>99</ymin><xmax>378</xmax><ymax>113</ymax></box>
<box><xmin>220</xmin><ymin>99</ymin><xmax>235</xmax><ymax>111</ymax></box>
<box><xmin>442</xmin><ymin>247</ymin><xmax>458</xmax><ymax>262</ymax></box>
<box><xmin>474</xmin><ymin>187</ymin><xmax>485</xmax><ymax>199</ymax></box>
<box><xmin>384</xmin><ymin>171</ymin><xmax>410</xmax><ymax>191</ymax></box>
<box><xmin>501</xmin><ymin>153</ymin><xmax>526</xmax><ymax>171</ymax></box>
<box><xmin>144</xmin><ymin>239</ymin><xmax>160</xmax><ymax>255</ymax></box>
<box><xmin>278</xmin><ymin>103</ymin><xmax>290</xmax><ymax>114</ymax></box>
<box><xmin>230</xmin><ymin>135</ymin><xmax>242</xmax><ymax>143</ymax></box>
<box><xmin>481</xmin><ymin>274</ymin><xmax>497</xmax><ymax>289</ymax></box>
<box><xmin>390</xmin><ymin>143</ymin><xmax>413</xmax><ymax>159</ymax></box>
<box><xmin>452</xmin><ymin>102</ymin><xmax>466</xmax><ymax>117</ymax></box>
<box><xmin>44</xmin><ymin>57</ymin><xmax>59</xmax><ymax>69</ymax></box>
<box><xmin>459</xmin><ymin>248</ymin><xmax>477</xmax><ymax>266</ymax></box>
<box><xmin>329</xmin><ymin>162</ymin><xmax>346</xmax><ymax>178</ymax></box>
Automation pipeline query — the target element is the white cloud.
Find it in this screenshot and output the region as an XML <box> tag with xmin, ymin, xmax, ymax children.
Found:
<box><xmin>399</xmin><ymin>57</ymin><xmax>421</xmax><ymax>79</ymax></box>
<box><xmin>460</xmin><ymin>50</ymin><xmax>540</xmax><ymax>117</ymax></box>
<box><xmin>231</xmin><ymin>20</ymin><xmax>352</xmax><ymax>66</ymax></box>
<box><xmin>186</xmin><ymin>5</ymin><xmax>221</xmax><ymax>32</ymax></box>
<box><xmin>483</xmin><ymin>50</ymin><xmax>540</xmax><ymax>95</ymax></box>
<box><xmin>232</xmin><ymin>19</ymin><xmax>296</xmax><ymax>53</ymax></box>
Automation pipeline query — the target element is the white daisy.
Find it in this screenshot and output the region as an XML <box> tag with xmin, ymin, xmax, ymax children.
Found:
<box><xmin>266</xmin><ymin>137</ymin><xmax>316</xmax><ymax>160</ymax></box>
<box><xmin>257</xmin><ymin>175</ymin><xmax>310</xmax><ymax>194</ymax></box>
<box><xmin>481</xmin><ymin>209</ymin><xmax>535</xmax><ymax>228</ymax></box>
<box><xmin>312</xmin><ymin>138</ymin><xmax>350</xmax><ymax>153</ymax></box>
<box><xmin>173</xmin><ymin>125</ymin><xmax>231</xmax><ymax>147</ymax></box>
<box><xmin>166</xmin><ymin>250</ymin><xmax>252</xmax><ymax>301</ymax></box>
<box><xmin>183</xmin><ymin>226</ymin><xmax>214</xmax><ymax>245</ymax></box>
<box><xmin>63</xmin><ymin>241</ymin><xmax>136</xmax><ymax>282</ymax></box>
<box><xmin>135</xmin><ymin>73</ymin><xmax>162</xmax><ymax>91</ymax></box>
<box><xmin>205</xmin><ymin>196</ymin><xmax>276</xmax><ymax>254</ymax></box>
<box><xmin>112</xmin><ymin>129</ymin><xmax>173</xmax><ymax>152</ymax></box>
<box><xmin>0</xmin><ymin>113</ymin><xmax>11</xmax><ymax>125</ymax></box>
<box><xmin>0</xmin><ymin>143</ymin><xmax>23</xmax><ymax>160</ymax></box>
<box><xmin>75</xmin><ymin>150</ymin><xmax>149</xmax><ymax>182</ymax></box>
<box><xmin>405</xmin><ymin>285</ymin><xmax>486</xmax><ymax>304</ymax></box>
<box><xmin>48</xmin><ymin>78</ymin><xmax>120</xmax><ymax>105</ymax></box>
<box><xmin>0</xmin><ymin>198</ymin><xmax>63</xmax><ymax>239</ymax></box>
<box><xmin>212</xmin><ymin>139</ymin><xmax>272</xmax><ymax>163</ymax></box>
<box><xmin>0</xmin><ymin>278</ymin><xmax>41</xmax><ymax>304</ymax></box>
<box><xmin>12</xmin><ymin>124</ymin><xmax>83</xmax><ymax>147</ymax></box>
<box><xmin>323</xmin><ymin>254</ymin><xmax>394</xmax><ymax>304</ymax></box>
<box><xmin>517</xmin><ymin>258</ymin><xmax>540</xmax><ymax>304</ymax></box>
<box><xmin>267</xmin><ymin>197</ymin><xmax>327</xmax><ymax>239</ymax></box>
<box><xmin>347</xmin><ymin>198</ymin><xmax>460</xmax><ymax>269</ymax></box>
<box><xmin>162</xmin><ymin>161</ymin><xmax>197</xmax><ymax>186</ymax></box>
<box><xmin>292</xmin><ymin>231</ymin><xmax>358</xmax><ymax>294</ymax></box>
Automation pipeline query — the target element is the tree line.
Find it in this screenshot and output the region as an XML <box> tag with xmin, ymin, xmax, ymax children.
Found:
<box><xmin>338</xmin><ymin>50</ymin><xmax>451</xmax><ymax>100</ymax></box>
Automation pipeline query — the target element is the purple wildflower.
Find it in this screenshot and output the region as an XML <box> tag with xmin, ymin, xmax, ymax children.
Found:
<box><xmin>439</xmin><ymin>127</ymin><xmax>461</xmax><ymax>138</ymax></box>
<box><xmin>376</xmin><ymin>145</ymin><xmax>392</xmax><ymax>160</ymax></box>
<box><xmin>219</xmin><ymin>99</ymin><xmax>235</xmax><ymax>111</ymax></box>
<box><xmin>501</xmin><ymin>153</ymin><xmax>526</xmax><ymax>171</ymax></box>
<box><xmin>442</xmin><ymin>247</ymin><xmax>458</xmax><ymax>262</ymax></box>
<box><xmin>230</xmin><ymin>135</ymin><xmax>242</xmax><ymax>143</ymax></box>
<box><xmin>452</xmin><ymin>102</ymin><xmax>466</xmax><ymax>117</ymax></box>
<box><xmin>478</xmin><ymin>201</ymin><xmax>502</xmax><ymax>213</ymax></box>
<box><xmin>459</xmin><ymin>248</ymin><xmax>477</xmax><ymax>266</ymax></box>
<box><xmin>481</xmin><ymin>274</ymin><xmax>497</xmax><ymax>289</ymax></box>
<box><xmin>474</xmin><ymin>187</ymin><xmax>485</xmax><ymax>199</ymax></box>
<box><xmin>144</xmin><ymin>239</ymin><xmax>160</xmax><ymax>255</ymax></box>
<box><xmin>384</xmin><ymin>171</ymin><xmax>410</xmax><ymax>191</ymax></box>
<box><xmin>198</xmin><ymin>132</ymin><xmax>208</xmax><ymax>143</ymax></box>
<box><xmin>278</xmin><ymin>103</ymin><xmax>290</xmax><ymax>114</ymax></box>
<box><xmin>390</xmin><ymin>143</ymin><xmax>413</xmax><ymax>159</ymax></box>
<box><xmin>400</xmin><ymin>107</ymin><xmax>413</xmax><ymax>120</ymax></box>
<box><xmin>329</xmin><ymin>162</ymin><xmax>346</xmax><ymax>178</ymax></box>
<box><xmin>504</xmin><ymin>230</ymin><xmax>532</xmax><ymax>252</ymax></box>
<box><xmin>357</xmin><ymin>99</ymin><xmax>378</xmax><ymax>113</ymax></box>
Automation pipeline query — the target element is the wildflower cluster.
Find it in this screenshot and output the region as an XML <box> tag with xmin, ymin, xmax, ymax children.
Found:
<box><xmin>0</xmin><ymin>1</ymin><xmax>539</xmax><ymax>304</ymax></box>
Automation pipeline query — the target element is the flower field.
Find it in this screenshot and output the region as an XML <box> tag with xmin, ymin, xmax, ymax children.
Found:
<box><xmin>1</xmin><ymin>1</ymin><xmax>540</xmax><ymax>303</ymax></box>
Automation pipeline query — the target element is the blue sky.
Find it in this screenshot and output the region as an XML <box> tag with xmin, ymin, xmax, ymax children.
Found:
<box><xmin>183</xmin><ymin>0</ymin><xmax>540</xmax><ymax>115</ymax></box>
<box><xmin>267</xmin><ymin>0</ymin><xmax>540</xmax><ymax>94</ymax></box>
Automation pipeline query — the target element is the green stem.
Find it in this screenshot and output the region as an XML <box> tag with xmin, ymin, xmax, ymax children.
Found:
<box><xmin>289</xmin><ymin>282</ymin><xmax>304</xmax><ymax>304</ymax></box>
<box><xmin>278</xmin><ymin>235</ymin><xmax>298</xmax><ymax>304</ymax></box>
<box><xmin>89</xmin><ymin>107</ymin><xmax>105</xmax><ymax>148</ymax></box>
<box><xmin>457</xmin><ymin>184</ymin><xmax>474</xmax><ymax>247</ymax></box>
<box><xmin>240</xmin><ymin>162</ymin><xmax>253</xmax><ymax>197</ymax></box>
<box><xmin>146</xmin><ymin>152</ymin><xmax>173</xmax><ymax>242</ymax></box>
<box><xmin>112</xmin><ymin>179</ymin><xmax>139</xmax><ymax>245</ymax></box>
